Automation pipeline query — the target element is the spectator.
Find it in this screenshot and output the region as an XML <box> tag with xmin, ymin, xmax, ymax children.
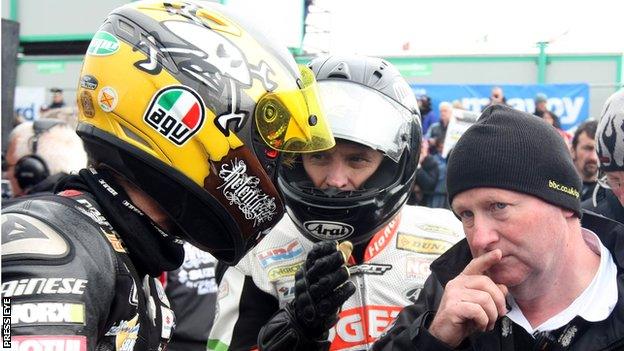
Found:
<box><xmin>482</xmin><ymin>86</ymin><xmax>509</xmax><ymax>111</ymax></box>
<box><xmin>543</xmin><ymin>110</ymin><xmax>572</xmax><ymax>146</ymax></box>
<box><xmin>418</xmin><ymin>95</ymin><xmax>438</xmax><ymax>135</ymax></box>
<box><xmin>533</xmin><ymin>93</ymin><xmax>551</xmax><ymax>118</ymax></box>
<box><xmin>570</xmin><ymin>120</ymin><xmax>599</xmax><ymax>201</ymax></box>
<box><xmin>408</xmin><ymin>139</ymin><xmax>439</xmax><ymax>206</ymax></box>
<box><xmin>375</xmin><ymin>105</ymin><xmax>624</xmax><ymax>351</ymax></box>
<box><xmin>40</xmin><ymin>87</ymin><xmax>66</xmax><ymax>113</ymax></box>
<box><xmin>583</xmin><ymin>88</ymin><xmax>624</xmax><ymax>224</ymax></box>
<box><xmin>4</xmin><ymin>118</ymin><xmax>87</xmax><ymax>197</ymax></box>
<box><xmin>209</xmin><ymin>55</ymin><xmax>463</xmax><ymax>351</ymax></box>
<box><xmin>424</xmin><ymin>132</ymin><xmax>450</xmax><ymax>209</ymax></box>
<box><xmin>426</xmin><ymin>101</ymin><xmax>452</xmax><ymax>142</ymax></box>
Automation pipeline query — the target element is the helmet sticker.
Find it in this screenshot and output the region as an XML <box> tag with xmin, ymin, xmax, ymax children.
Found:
<box><xmin>79</xmin><ymin>91</ymin><xmax>95</xmax><ymax>118</ymax></box>
<box><xmin>98</xmin><ymin>86</ymin><xmax>118</xmax><ymax>113</ymax></box>
<box><xmin>303</xmin><ymin>221</ymin><xmax>354</xmax><ymax>241</ymax></box>
<box><xmin>86</xmin><ymin>31</ymin><xmax>120</xmax><ymax>56</ymax></box>
<box><xmin>144</xmin><ymin>86</ymin><xmax>206</xmax><ymax>146</ymax></box>
<box><xmin>217</xmin><ymin>158</ymin><xmax>277</xmax><ymax>227</ymax></box>
<box><xmin>129</xmin><ymin>3</ymin><xmax>279</xmax><ymax>138</ymax></box>
<box><xmin>79</xmin><ymin>75</ymin><xmax>98</xmax><ymax>90</ymax></box>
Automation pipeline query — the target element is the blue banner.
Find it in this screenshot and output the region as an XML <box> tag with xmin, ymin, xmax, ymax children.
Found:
<box><xmin>411</xmin><ymin>83</ymin><xmax>590</xmax><ymax>131</ymax></box>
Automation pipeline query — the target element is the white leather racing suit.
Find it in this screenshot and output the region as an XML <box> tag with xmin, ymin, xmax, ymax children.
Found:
<box><xmin>208</xmin><ymin>205</ymin><xmax>464</xmax><ymax>350</ymax></box>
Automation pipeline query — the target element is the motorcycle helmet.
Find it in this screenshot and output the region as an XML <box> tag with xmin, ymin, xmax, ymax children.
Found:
<box><xmin>76</xmin><ymin>1</ymin><xmax>335</xmax><ymax>264</ymax></box>
<box><xmin>278</xmin><ymin>55</ymin><xmax>422</xmax><ymax>244</ymax></box>
<box><xmin>596</xmin><ymin>88</ymin><xmax>624</xmax><ymax>172</ymax></box>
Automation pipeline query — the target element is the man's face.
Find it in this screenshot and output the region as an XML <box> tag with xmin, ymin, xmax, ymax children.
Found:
<box><xmin>302</xmin><ymin>140</ymin><xmax>384</xmax><ymax>191</ymax></box>
<box><xmin>490</xmin><ymin>88</ymin><xmax>504</xmax><ymax>103</ymax></box>
<box><xmin>439</xmin><ymin>105</ymin><xmax>453</xmax><ymax>125</ymax></box>
<box><xmin>572</xmin><ymin>131</ymin><xmax>598</xmax><ymax>181</ymax></box>
<box><xmin>604</xmin><ymin>170</ymin><xmax>624</xmax><ymax>206</ymax></box>
<box><xmin>452</xmin><ymin>188</ymin><xmax>570</xmax><ymax>295</ymax></box>
<box><xmin>52</xmin><ymin>92</ymin><xmax>64</xmax><ymax>104</ymax></box>
<box><xmin>5</xmin><ymin>140</ymin><xmax>24</xmax><ymax>197</ymax></box>
<box><xmin>536</xmin><ymin>101</ymin><xmax>548</xmax><ymax>113</ymax></box>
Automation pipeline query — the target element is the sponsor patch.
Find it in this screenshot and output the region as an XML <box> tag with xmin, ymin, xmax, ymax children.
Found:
<box><xmin>98</xmin><ymin>86</ymin><xmax>118</xmax><ymax>113</ymax></box>
<box><xmin>12</xmin><ymin>335</ymin><xmax>87</xmax><ymax>351</ymax></box>
<box><xmin>1</xmin><ymin>278</ymin><xmax>88</xmax><ymax>297</ymax></box>
<box><xmin>548</xmin><ymin>179</ymin><xmax>580</xmax><ymax>199</ymax></box>
<box><xmin>416</xmin><ymin>223</ymin><xmax>457</xmax><ymax>237</ymax></box>
<box><xmin>218</xmin><ymin>158</ymin><xmax>277</xmax><ymax>227</ymax></box>
<box><xmin>161</xmin><ymin>307</ymin><xmax>174</xmax><ymax>339</ymax></box>
<box><xmin>277</xmin><ymin>284</ymin><xmax>295</xmax><ymax>300</ymax></box>
<box><xmin>405</xmin><ymin>255</ymin><xmax>433</xmax><ymax>280</ymax></box>
<box><xmin>143</xmin><ymin>85</ymin><xmax>205</xmax><ymax>146</ymax></box>
<box><xmin>12</xmin><ymin>302</ymin><xmax>85</xmax><ymax>326</ymax></box>
<box><xmin>79</xmin><ymin>91</ymin><xmax>95</xmax><ymax>118</ymax></box>
<box><xmin>365</xmin><ymin>215</ymin><xmax>400</xmax><ymax>261</ymax></box>
<box><xmin>104</xmin><ymin>232</ymin><xmax>126</xmax><ymax>253</ymax></box>
<box><xmin>349</xmin><ymin>263</ymin><xmax>392</xmax><ymax>275</ymax></box>
<box><xmin>329</xmin><ymin>306</ymin><xmax>402</xmax><ymax>349</ymax></box>
<box><xmin>2</xmin><ymin>213</ymin><xmax>70</xmax><ymax>259</ymax></box>
<box><xmin>105</xmin><ymin>316</ymin><xmax>139</xmax><ymax>351</ymax></box>
<box><xmin>303</xmin><ymin>221</ymin><xmax>353</xmax><ymax>241</ymax></box>
<box><xmin>396</xmin><ymin>233</ymin><xmax>453</xmax><ymax>255</ymax></box>
<box><xmin>257</xmin><ymin>240</ymin><xmax>303</xmax><ymax>268</ymax></box>
<box><xmin>87</xmin><ymin>31</ymin><xmax>120</xmax><ymax>56</ymax></box>
<box><xmin>268</xmin><ymin>262</ymin><xmax>304</xmax><ymax>282</ymax></box>
<box><xmin>79</xmin><ymin>75</ymin><xmax>98</xmax><ymax>90</ymax></box>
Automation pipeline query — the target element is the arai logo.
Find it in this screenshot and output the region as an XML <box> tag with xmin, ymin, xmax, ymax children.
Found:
<box><xmin>303</xmin><ymin>221</ymin><xmax>354</xmax><ymax>240</ymax></box>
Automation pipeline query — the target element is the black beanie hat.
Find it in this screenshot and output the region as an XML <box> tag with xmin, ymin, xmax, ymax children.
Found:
<box><xmin>447</xmin><ymin>105</ymin><xmax>582</xmax><ymax>217</ymax></box>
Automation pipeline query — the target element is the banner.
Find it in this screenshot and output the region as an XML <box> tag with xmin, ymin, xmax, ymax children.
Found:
<box><xmin>14</xmin><ymin>86</ymin><xmax>46</xmax><ymax>121</ymax></box>
<box><xmin>411</xmin><ymin>83</ymin><xmax>590</xmax><ymax>131</ymax></box>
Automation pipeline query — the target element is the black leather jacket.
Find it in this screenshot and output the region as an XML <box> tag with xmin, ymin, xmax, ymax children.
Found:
<box><xmin>2</xmin><ymin>191</ymin><xmax>174</xmax><ymax>351</ymax></box>
<box><xmin>373</xmin><ymin>211</ymin><xmax>624</xmax><ymax>351</ymax></box>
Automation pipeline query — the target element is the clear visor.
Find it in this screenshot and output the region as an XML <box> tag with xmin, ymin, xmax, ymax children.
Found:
<box><xmin>255</xmin><ymin>65</ymin><xmax>335</xmax><ymax>152</ymax></box>
<box><xmin>317</xmin><ymin>80</ymin><xmax>414</xmax><ymax>162</ymax></box>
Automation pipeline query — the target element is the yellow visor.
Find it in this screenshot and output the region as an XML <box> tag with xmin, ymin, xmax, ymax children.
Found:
<box><xmin>255</xmin><ymin>65</ymin><xmax>335</xmax><ymax>152</ymax></box>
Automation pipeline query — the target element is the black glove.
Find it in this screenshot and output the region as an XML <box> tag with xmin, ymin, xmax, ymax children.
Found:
<box><xmin>294</xmin><ymin>240</ymin><xmax>356</xmax><ymax>339</ymax></box>
<box><xmin>258</xmin><ymin>241</ymin><xmax>356</xmax><ymax>351</ymax></box>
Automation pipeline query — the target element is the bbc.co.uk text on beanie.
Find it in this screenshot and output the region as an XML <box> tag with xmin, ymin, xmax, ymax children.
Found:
<box><xmin>446</xmin><ymin>105</ymin><xmax>582</xmax><ymax>217</ymax></box>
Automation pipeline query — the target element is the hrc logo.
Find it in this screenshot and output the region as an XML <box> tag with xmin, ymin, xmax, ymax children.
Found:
<box><xmin>257</xmin><ymin>240</ymin><xmax>304</xmax><ymax>268</ymax></box>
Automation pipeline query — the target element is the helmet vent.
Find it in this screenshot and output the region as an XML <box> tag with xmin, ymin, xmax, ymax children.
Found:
<box><xmin>120</xmin><ymin>125</ymin><xmax>151</xmax><ymax>149</ymax></box>
<box><xmin>327</xmin><ymin>62</ymin><xmax>350</xmax><ymax>80</ymax></box>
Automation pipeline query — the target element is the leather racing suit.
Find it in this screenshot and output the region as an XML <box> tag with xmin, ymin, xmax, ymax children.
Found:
<box><xmin>2</xmin><ymin>185</ymin><xmax>176</xmax><ymax>350</ymax></box>
<box><xmin>208</xmin><ymin>205</ymin><xmax>464</xmax><ymax>350</ymax></box>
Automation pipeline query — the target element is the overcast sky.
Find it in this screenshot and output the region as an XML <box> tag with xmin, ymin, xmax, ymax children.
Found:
<box><xmin>302</xmin><ymin>0</ymin><xmax>624</xmax><ymax>55</ymax></box>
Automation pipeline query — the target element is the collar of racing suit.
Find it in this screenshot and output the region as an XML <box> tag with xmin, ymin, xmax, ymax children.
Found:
<box><xmin>55</xmin><ymin>167</ymin><xmax>184</xmax><ymax>276</ymax></box>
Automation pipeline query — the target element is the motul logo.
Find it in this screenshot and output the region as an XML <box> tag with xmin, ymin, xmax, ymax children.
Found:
<box><xmin>303</xmin><ymin>221</ymin><xmax>354</xmax><ymax>240</ymax></box>
<box><xmin>328</xmin><ymin>305</ymin><xmax>402</xmax><ymax>350</ymax></box>
<box><xmin>12</xmin><ymin>335</ymin><xmax>86</xmax><ymax>351</ymax></box>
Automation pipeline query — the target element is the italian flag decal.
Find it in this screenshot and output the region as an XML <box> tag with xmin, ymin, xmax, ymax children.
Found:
<box><xmin>144</xmin><ymin>86</ymin><xmax>205</xmax><ymax>146</ymax></box>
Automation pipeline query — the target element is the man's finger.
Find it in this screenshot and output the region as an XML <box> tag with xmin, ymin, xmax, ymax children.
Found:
<box><xmin>462</xmin><ymin>249</ymin><xmax>502</xmax><ymax>276</ymax></box>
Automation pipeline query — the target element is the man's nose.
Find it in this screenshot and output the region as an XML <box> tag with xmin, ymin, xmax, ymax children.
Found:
<box><xmin>469</xmin><ymin>215</ymin><xmax>499</xmax><ymax>252</ymax></box>
<box><xmin>325</xmin><ymin>162</ymin><xmax>349</xmax><ymax>189</ymax></box>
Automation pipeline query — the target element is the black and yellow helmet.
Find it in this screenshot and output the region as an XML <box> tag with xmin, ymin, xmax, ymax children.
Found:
<box><xmin>76</xmin><ymin>0</ymin><xmax>334</xmax><ymax>264</ymax></box>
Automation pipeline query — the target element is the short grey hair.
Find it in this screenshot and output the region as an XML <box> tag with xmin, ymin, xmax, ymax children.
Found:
<box><xmin>9</xmin><ymin>121</ymin><xmax>87</xmax><ymax>175</ymax></box>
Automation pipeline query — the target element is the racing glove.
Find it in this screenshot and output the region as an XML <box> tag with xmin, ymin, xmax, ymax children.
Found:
<box><xmin>258</xmin><ymin>241</ymin><xmax>356</xmax><ymax>351</ymax></box>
